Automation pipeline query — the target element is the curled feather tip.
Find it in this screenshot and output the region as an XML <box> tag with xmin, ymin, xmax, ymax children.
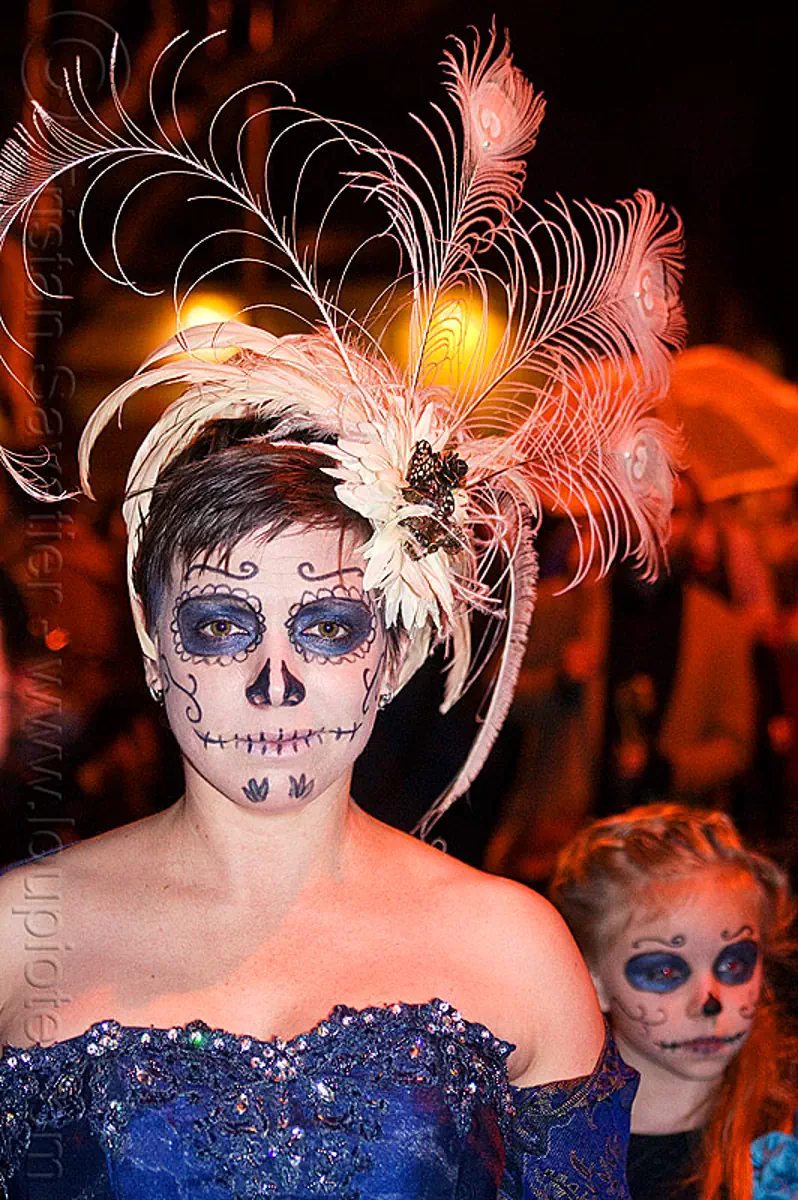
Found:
<box><xmin>445</xmin><ymin>27</ymin><xmax>545</xmax><ymax>170</ymax></box>
<box><xmin>0</xmin><ymin>446</ymin><xmax>73</xmax><ymax>503</ymax></box>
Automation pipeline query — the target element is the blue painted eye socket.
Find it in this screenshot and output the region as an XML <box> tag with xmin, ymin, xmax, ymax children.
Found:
<box><xmin>624</xmin><ymin>952</ymin><xmax>692</xmax><ymax>993</ymax></box>
<box><xmin>176</xmin><ymin>595</ymin><xmax>263</xmax><ymax>658</ymax></box>
<box><xmin>713</xmin><ymin>940</ymin><xmax>759</xmax><ymax>986</ymax></box>
<box><xmin>289</xmin><ymin>598</ymin><xmax>374</xmax><ymax>658</ymax></box>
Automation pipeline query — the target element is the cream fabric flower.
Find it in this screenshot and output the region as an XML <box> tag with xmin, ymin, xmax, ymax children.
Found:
<box><xmin>318</xmin><ymin>404</ymin><xmax>464</xmax><ymax>634</ymax></box>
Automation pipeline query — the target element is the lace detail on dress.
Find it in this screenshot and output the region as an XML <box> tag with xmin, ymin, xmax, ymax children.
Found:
<box><xmin>0</xmin><ymin>999</ymin><xmax>513</xmax><ymax>1197</ymax></box>
<box><xmin>500</xmin><ymin>1029</ymin><xmax>638</xmax><ymax>1199</ymax></box>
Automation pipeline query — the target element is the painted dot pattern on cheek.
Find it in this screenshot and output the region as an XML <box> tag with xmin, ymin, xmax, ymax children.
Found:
<box><xmin>171</xmin><ymin>585</ymin><xmax>265</xmax><ymax>664</ymax></box>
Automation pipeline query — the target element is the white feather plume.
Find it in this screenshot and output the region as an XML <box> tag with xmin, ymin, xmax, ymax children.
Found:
<box><xmin>0</xmin><ymin>27</ymin><xmax>685</xmax><ymax>838</ymax></box>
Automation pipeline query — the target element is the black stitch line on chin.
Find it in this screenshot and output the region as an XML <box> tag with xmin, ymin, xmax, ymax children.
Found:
<box><xmin>297</xmin><ymin>562</ymin><xmax>365</xmax><ymax>583</ymax></box>
<box><xmin>171</xmin><ymin>583</ymin><xmax>265</xmax><ymax>665</ymax></box>
<box><xmin>160</xmin><ymin>657</ymin><xmax>203</xmax><ymax>724</ymax></box>
<box><xmin>656</xmin><ymin>1031</ymin><xmax>745</xmax><ymax>1050</ymax></box>
<box><xmin>186</xmin><ymin>560</ymin><xmax>260</xmax><ymax>581</ymax></box>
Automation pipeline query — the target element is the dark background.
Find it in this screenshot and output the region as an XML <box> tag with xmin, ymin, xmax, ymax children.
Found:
<box><xmin>1</xmin><ymin>0</ymin><xmax>795</xmax><ymax>369</ymax></box>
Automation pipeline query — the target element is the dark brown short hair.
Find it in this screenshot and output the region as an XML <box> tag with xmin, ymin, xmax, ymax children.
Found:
<box><xmin>132</xmin><ymin>418</ymin><xmax>372</xmax><ymax>630</ymax></box>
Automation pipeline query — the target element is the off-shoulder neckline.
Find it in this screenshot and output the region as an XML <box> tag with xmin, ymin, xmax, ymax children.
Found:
<box><xmin>0</xmin><ymin>999</ymin><xmax>622</xmax><ymax>1099</ymax></box>
<box><xmin>0</xmin><ymin>997</ymin><xmax>516</xmax><ymax>1065</ymax></box>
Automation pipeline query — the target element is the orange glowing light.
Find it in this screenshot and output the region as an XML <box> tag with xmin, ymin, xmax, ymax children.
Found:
<box><xmin>45</xmin><ymin>627</ymin><xmax>70</xmax><ymax>651</ymax></box>
<box><xmin>388</xmin><ymin>293</ymin><xmax>505</xmax><ymax>390</ymax></box>
<box><xmin>154</xmin><ymin>293</ymin><xmax>250</xmax><ymax>362</ymax></box>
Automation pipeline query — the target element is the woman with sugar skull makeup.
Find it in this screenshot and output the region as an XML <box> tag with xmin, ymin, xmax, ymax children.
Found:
<box><xmin>0</xmin><ymin>24</ymin><xmax>684</xmax><ymax>1199</ymax></box>
<box><xmin>551</xmin><ymin>804</ymin><xmax>798</xmax><ymax>1200</ymax></box>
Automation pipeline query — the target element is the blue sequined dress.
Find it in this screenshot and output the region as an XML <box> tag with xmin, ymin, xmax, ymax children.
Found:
<box><xmin>0</xmin><ymin>999</ymin><xmax>635</xmax><ymax>1199</ymax></box>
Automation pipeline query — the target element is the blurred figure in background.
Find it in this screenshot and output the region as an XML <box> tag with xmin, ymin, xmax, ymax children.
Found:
<box><xmin>597</xmin><ymin>475</ymin><xmax>754</xmax><ymax>816</ymax></box>
<box><xmin>483</xmin><ymin>521</ymin><xmax>608</xmax><ymax>882</ymax></box>
<box><xmin>551</xmin><ymin>804</ymin><xmax>798</xmax><ymax>1200</ymax></box>
<box><xmin>691</xmin><ymin>491</ymin><xmax>791</xmax><ymax>848</ymax></box>
<box><xmin>485</xmin><ymin>479</ymin><xmax>755</xmax><ymax>886</ymax></box>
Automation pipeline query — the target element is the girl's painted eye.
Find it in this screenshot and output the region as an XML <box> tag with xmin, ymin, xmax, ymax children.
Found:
<box><xmin>624</xmin><ymin>952</ymin><xmax>691</xmax><ymax>993</ymax></box>
<box><xmin>713</xmin><ymin>940</ymin><xmax>759</xmax><ymax>986</ymax></box>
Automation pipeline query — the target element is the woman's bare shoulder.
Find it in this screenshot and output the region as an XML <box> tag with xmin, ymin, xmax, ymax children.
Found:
<box><xmin>451</xmin><ymin>871</ymin><xmax>604</xmax><ymax>1083</ymax></box>
<box><xmin>0</xmin><ymin>819</ymin><xmax>167</xmax><ymax>1040</ymax></box>
<box><xmin>0</xmin><ymin>817</ymin><xmax>165</xmax><ymax>938</ymax></box>
<box><xmin>370</xmin><ymin>819</ymin><xmax>560</xmax><ymax>923</ymax></box>
<box><xmin>370</xmin><ymin>828</ymin><xmax>604</xmax><ymax>1083</ymax></box>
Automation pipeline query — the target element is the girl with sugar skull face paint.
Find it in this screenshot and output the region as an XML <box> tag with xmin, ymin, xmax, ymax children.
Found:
<box><xmin>0</xmin><ymin>22</ymin><xmax>686</xmax><ymax>1200</ymax></box>
<box><xmin>551</xmin><ymin>805</ymin><xmax>798</xmax><ymax>1200</ymax></box>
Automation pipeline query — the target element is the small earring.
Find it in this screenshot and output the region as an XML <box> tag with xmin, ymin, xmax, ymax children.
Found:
<box><xmin>377</xmin><ymin>688</ymin><xmax>393</xmax><ymax>710</ymax></box>
<box><xmin>148</xmin><ymin>682</ymin><xmax>164</xmax><ymax>705</ymax></box>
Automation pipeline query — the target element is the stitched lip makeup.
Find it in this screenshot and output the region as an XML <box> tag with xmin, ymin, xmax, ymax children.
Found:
<box><xmin>656</xmin><ymin>1032</ymin><xmax>746</xmax><ymax>1055</ymax></box>
<box><xmin>193</xmin><ymin>725</ymin><xmax>363</xmax><ymax>756</ymax></box>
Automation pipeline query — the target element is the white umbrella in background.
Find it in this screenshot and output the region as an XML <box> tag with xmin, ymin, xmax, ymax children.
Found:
<box><xmin>662</xmin><ymin>345</ymin><xmax>798</xmax><ymax>501</ymax></box>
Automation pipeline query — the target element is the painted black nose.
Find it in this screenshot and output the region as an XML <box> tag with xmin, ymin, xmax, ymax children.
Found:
<box><xmin>702</xmin><ymin>993</ymin><xmax>722</xmax><ymax>1018</ymax></box>
<box><xmin>246</xmin><ymin>659</ymin><xmax>271</xmax><ymax>707</ymax></box>
<box><xmin>245</xmin><ymin>660</ymin><xmax>305</xmax><ymax>707</ymax></box>
<box><xmin>281</xmin><ymin>661</ymin><xmax>305</xmax><ymax>706</ymax></box>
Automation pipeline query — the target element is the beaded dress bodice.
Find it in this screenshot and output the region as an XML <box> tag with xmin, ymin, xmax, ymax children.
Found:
<box><xmin>0</xmin><ymin>1000</ymin><xmax>637</xmax><ymax>1199</ymax></box>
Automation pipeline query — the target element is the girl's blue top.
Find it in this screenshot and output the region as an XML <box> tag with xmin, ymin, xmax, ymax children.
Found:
<box><xmin>0</xmin><ymin>999</ymin><xmax>637</xmax><ymax>1199</ymax></box>
<box><xmin>752</xmin><ymin>1111</ymin><xmax>798</xmax><ymax>1200</ymax></box>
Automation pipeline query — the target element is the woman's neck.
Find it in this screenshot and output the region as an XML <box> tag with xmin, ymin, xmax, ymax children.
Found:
<box><xmin>150</xmin><ymin>766</ymin><xmax>366</xmax><ymax>911</ymax></box>
<box><xmin>618</xmin><ymin>1037</ymin><xmax>722</xmax><ymax>1134</ymax></box>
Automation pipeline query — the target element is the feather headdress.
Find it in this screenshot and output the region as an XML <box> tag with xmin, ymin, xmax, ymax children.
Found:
<box><xmin>0</xmin><ymin>27</ymin><xmax>684</xmax><ymax>836</ymax></box>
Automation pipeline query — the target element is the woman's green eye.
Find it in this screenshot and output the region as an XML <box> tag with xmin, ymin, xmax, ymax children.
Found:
<box><xmin>204</xmin><ymin>618</ymin><xmax>238</xmax><ymax>637</ymax></box>
<box><xmin>311</xmin><ymin>620</ymin><xmax>347</xmax><ymax>640</ymax></box>
<box><xmin>175</xmin><ymin>594</ymin><xmax>264</xmax><ymax>659</ymax></box>
<box><xmin>288</xmin><ymin>598</ymin><xmax>375</xmax><ymax>659</ymax></box>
